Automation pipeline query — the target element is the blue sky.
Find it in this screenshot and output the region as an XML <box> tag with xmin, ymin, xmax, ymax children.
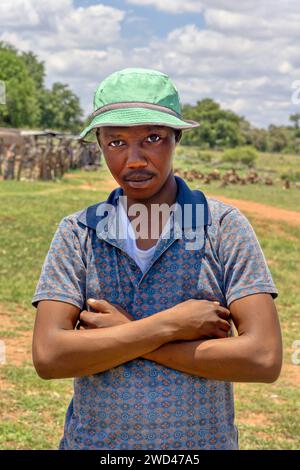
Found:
<box><xmin>1</xmin><ymin>0</ymin><xmax>300</xmax><ymax>128</ymax></box>
<box><xmin>74</xmin><ymin>0</ymin><xmax>205</xmax><ymax>46</ymax></box>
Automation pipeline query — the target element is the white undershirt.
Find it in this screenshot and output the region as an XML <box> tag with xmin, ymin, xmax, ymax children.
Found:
<box><xmin>118</xmin><ymin>200</ymin><xmax>157</xmax><ymax>273</ymax></box>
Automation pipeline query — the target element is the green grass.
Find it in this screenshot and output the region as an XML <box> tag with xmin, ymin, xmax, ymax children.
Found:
<box><xmin>0</xmin><ymin>183</ymin><xmax>108</xmax><ymax>309</ymax></box>
<box><xmin>0</xmin><ymin>365</ymin><xmax>73</xmax><ymax>450</ymax></box>
<box><xmin>231</xmin><ymin>217</ymin><xmax>300</xmax><ymax>450</ymax></box>
<box><xmin>0</xmin><ymin>149</ymin><xmax>299</xmax><ymax>449</ymax></box>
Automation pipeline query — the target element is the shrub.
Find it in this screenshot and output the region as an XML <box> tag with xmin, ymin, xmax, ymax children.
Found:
<box><xmin>280</xmin><ymin>171</ymin><xmax>300</xmax><ymax>182</ymax></box>
<box><xmin>223</xmin><ymin>146</ymin><xmax>258</xmax><ymax>167</ymax></box>
<box><xmin>175</xmin><ymin>146</ymin><xmax>185</xmax><ymax>157</ymax></box>
<box><xmin>196</xmin><ymin>151</ymin><xmax>212</xmax><ymax>163</ymax></box>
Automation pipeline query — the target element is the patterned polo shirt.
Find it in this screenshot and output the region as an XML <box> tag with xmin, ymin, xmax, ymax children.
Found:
<box><xmin>32</xmin><ymin>176</ymin><xmax>278</xmax><ymax>450</ymax></box>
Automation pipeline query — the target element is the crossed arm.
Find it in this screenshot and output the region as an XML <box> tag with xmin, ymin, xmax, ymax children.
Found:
<box><xmin>142</xmin><ymin>293</ymin><xmax>282</xmax><ymax>382</ymax></box>
<box><xmin>32</xmin><ymin>293</ymin><xmax>282</xmax><ymax>383</ymax></box>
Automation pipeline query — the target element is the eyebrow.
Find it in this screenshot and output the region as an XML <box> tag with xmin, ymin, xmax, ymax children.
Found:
<box><xmin>105</xmin><ymin>127</ymin><xmax>165</xmax><ymax>139</ymax></box>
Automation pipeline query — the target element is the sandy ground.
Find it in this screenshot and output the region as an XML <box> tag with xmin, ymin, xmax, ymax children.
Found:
<box><xmin>207</xmin><ymin>194</ymin><xmax>300</xmax><ymax>227</ymax></box>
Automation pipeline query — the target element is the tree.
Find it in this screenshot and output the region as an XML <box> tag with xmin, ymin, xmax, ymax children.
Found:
<box><xmin>215</xmin><ymin>119</ymin><xmax>243</xmax><ymax>148</ymax></box>
<box><xmin>0</xmin><ymin>43</ymin><xmax>40</xmax><ymax>127</ymax></box>
<box><xmin>0</xmin><ymin>42</ymin><xmax>83</xmax><ymax>132</ymax></box>
<box><xmin>21</xmin><ymin>51</ymin><xmax>45</xmax><ymax>90</ymax></box>
<box><xmin>39</xmin><ymin>83</ymin><xmax>83</xmax><ymax>133</ymax></box>
<box><xmin>267</xmin><ymin>125</ymin><xmax>289</xmax><ymax>153</ymax></box>
<box><xmin>181</xmin><ymin>98</ymin><xmax>244</xmax><ymax>148</ymax></box>
<box><xmin>289</xmin><ymin>113</ymin><xmax>300</xmax><ymax>129</ymax></box>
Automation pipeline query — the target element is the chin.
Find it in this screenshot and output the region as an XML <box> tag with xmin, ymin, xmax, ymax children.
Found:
<box><xmin>125</xmin><ymin>187</ymin><xmax>156</xmax><ymax>200</ymax></box>
<box><xmin>122</xmin><ymin>176</ymin><xmax>159</xmax><ymax>197</ymax></box>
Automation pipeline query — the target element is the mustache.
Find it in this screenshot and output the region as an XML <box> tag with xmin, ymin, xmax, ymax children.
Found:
<box><xmin>123</xmin><ymin>171</ymin><xmax>156</xmax><ymax>180</ymax></box>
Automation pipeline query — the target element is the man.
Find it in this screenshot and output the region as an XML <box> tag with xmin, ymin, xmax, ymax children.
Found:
<box><xmin>32</xmin><ymin>68</ymin><xmax>282</xmax><ymax>450</ymax></box>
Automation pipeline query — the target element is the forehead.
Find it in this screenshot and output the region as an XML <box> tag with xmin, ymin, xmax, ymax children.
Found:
<box><xmin>99</xmin><ymin>125</ymin><xmax>171</xmax><ymax>139</ymax></box>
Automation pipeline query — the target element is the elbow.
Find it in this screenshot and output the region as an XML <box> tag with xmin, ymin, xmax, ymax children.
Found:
<box><xmin>33</xmin><ymin>361</ymin><xmax>53</xmax><ymax>380</ymax></box>
<box><xmin>32</xmin><ymin>346</ymin><xmax>57</xmax><ymax>380</ymax></box>
<box><xmin>263</xmin><ymin>358</ymin><xmax>282</xmax><ymax>383</ymax></box>
<box><xmin>34</xmin><ymin>364</ymin><xmax>53</xmax><ymax>380</ymax></box>
<box><xmin>257</xmin><ymin>349</ymin><xmax>283</xmax><ymax>384</ymax></box>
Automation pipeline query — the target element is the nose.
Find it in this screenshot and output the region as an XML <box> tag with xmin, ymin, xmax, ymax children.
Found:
<box><xmin>126</xmin><ymin>142</ymin><xmax>147</xmax><ymax>168</ymax></box>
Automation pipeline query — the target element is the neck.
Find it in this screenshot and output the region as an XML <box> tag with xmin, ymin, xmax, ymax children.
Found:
<box><xmin>123</xmin><ymin>173</ymin><xmax>178</xmax><ymax>243</ymax></box>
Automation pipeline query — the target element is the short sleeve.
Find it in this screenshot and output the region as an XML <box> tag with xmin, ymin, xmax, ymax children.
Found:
<box><xmin>32</xmin><ymin>216</ymin><xmax>86</xmax><ymax>309</ymax></box>
<box><xmin>219</xmin><ymin>208</ymin><xmax>278</xmax><ymax>306</ymax></box>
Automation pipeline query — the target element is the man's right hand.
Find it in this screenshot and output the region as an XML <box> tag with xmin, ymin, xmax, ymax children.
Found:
<box><xmin>162</xmin><ymin>299</ymin><xmax>232</xmax><ymax>341</ymax></box>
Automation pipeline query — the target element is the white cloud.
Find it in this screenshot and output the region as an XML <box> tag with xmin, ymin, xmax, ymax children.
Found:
<box><xmin>126</xmin><ymin>0</ymin><xmax>264</xmax><ymax>15</ymax></box>
<box><xmin>205</xmin><ymin>6</ymin><xmax>300</xmax><ymax>40</ymax></box>
<box><xmin>167</xmin><ymin>25</ymin><xmax>253</xmax><ymax>57</ymax></box>
<box><xmin>55</xmin><ymin>5</ymin><xmax>125</xmax><ymax>48</ymax></box>
<box><xmin>0</xmin><ymin>1</ymin><xmax>125</xmax><ymax>49</ymax></box>
<box><xmin>0</xmin><ymin>0</ymin><xmax>40</xmax><ymax>28</ymax></box>
<box><xmin>126</xmin><ymin>0</ymin><xmax>204</xmax><ymax>14</ymax></box>
<box><xmin>0</xmin><ymin>0</ymin><xmax>73</xmax><ymax>30</ymax></box>
<box><xmin>1</xmin><ymin>0</ymin><xmax>300</xmax><ymax>127</ymax></box>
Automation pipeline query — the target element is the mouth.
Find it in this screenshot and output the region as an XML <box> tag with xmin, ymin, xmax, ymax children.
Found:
<box><xmin>125</xmin><ymin>175</ymin><xmax>154</xmax><ymax>188</ymax></box>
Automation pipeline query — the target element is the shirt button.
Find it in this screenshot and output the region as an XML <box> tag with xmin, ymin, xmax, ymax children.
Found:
<box><xmin>131</xmin><ymin>264</ymin><xmax>137</xmax><ymax>271</ymax></box>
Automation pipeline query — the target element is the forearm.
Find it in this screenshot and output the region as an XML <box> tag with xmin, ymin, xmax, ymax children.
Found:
<box><xmin>143</xmin><ymin>335</ymin><xmax>277</xmax><ymax>383</ymax></box>
<box><xmin>35</xmin><ymin>312</ymin><xmax>176</xmax><ymax>379</ymax></box>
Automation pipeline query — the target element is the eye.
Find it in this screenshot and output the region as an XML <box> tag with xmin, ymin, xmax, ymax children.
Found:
<box><xmin>108</xmin><ymin>140</ymin><xmax>125</xmax><ymax>148</ymax></box>
<box><xmin>146</xmin><ymin>134</ymin><xmax>161</xmax><ymax>143</ymax></box>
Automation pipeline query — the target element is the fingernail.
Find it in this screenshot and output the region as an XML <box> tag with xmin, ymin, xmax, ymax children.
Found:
<box><xmin>88</xmin><ymin>298</ymin><xmax>96</xmax><ymax>303</ymax></box>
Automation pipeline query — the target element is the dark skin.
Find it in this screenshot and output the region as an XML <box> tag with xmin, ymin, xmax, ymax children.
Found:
<box><xmin>97</xmin><ymin>125</ymin><xmax>179</xmax><ymax>249</ymax></box>
<box><xmin>32</xmin><ymin>125</ymin><xmax>282</xmax><ymax>382</ymax></box>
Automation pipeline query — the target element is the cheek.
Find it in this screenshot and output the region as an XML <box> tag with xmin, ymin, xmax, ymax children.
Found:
<box><xmin>104</xmin><ymin>153</ymin><xmax>124</xmax><ymax>176</ymax></box>
<box><xmin>151</xmin><ymin>146</ymin><xmax>174</xmax><ymax>172</ymax></box>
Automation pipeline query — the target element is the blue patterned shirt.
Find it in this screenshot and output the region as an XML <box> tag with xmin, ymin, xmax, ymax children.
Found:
<box><xmin>32</xmin><ymin>176</ymin><xmax>278</xmax><ymax>450</ymax></box>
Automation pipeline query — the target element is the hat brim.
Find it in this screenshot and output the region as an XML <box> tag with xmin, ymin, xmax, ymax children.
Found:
<box><xmin>80</xmin><ymin>107</ymin><xmax>199</xmax><ymax>142</ymax></box>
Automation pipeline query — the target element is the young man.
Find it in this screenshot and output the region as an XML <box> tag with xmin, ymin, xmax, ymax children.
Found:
<box><xmin>32</xmin><ymin>68</ymin><xmax>282</xmax><ymax>450</ymax></box>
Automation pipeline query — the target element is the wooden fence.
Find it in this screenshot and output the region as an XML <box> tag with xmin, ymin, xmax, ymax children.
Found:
<box><xmin>0</xmin><ymin>131</ymin><xmax>102</xmax><ymax>181</ymax></box>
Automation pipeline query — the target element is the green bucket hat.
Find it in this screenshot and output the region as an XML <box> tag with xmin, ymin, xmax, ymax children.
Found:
<box><xmin>80</xmin><ymin>67</ymin><xmax>199</xmax><ymax>142</ymax></box>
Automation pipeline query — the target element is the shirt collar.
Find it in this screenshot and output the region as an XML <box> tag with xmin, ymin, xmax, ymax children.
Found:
<box><xmin>76</xmin><ymin>175</ymin><xmax>212</xmax><ymax>230</ymax></box>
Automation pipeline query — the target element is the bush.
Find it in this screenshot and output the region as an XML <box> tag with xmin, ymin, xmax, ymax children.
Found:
<box><xmin>280</xmin><ymin>171</ymin><xmax>300</xmax><ymax>182</ymax></box>
<box><xmin>196</xmin><ymin>151</ymin><xmax>213</xmax><ymax>163</ymax></box>
<box><xmin>175</xmin><ymin>146</ymin><xmax>185</xmax><ymax>157</ymax></box>
<box><xmin>222</xmin><ymin>146</ymin><xmax>258</xmax><ymax>167</ymax></box>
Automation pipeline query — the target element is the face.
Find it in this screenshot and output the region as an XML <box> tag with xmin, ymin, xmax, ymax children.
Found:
<box><xmin>97</xmin><ymin>125</ymin><xmax>178</xmax><ymax>200</ymax></box>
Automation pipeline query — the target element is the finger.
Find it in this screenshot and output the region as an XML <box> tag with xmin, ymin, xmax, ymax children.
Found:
<box><xmin>217</xmin><ymin>319</ymin><xmax>231</xmax><ymax>331</ymax></box>
<box><xmin>209</xmin><ymin>301</ymin><xmax>230</xmax><ymax>316</ymax></box>
<box><xmin>80</xmin><ymin>312</ymin><xmax>106</xmax><ymax>326</ymax></box>
<box><xmin>79</xmin><ymin>320</ymin><xmax>97</xmax><ymax>329</ymax></box>
<box><xmin>216</xmin><ymin>306</ymin><xmax>231</xmax><ymax>319</ymax></box>
<box><xmin>80</xmin><ymin>310</ymin><xmax>100</xmax><ymax>321</ymax></box>
<box><xmin>87</xmin><ymin>298</ymin><xmax>112</xmax><ymax>312</ymax></box>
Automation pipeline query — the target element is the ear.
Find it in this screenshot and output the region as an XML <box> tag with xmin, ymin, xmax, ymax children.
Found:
<box><xmin>174</xmin><ymin>130</ymin><xmax>182</xmax><ymax>144</ymax></box>
<box><xmin>95</xmin><ymin>128</ymin><xmax>102</xmax><ymax>149</ymax></box>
